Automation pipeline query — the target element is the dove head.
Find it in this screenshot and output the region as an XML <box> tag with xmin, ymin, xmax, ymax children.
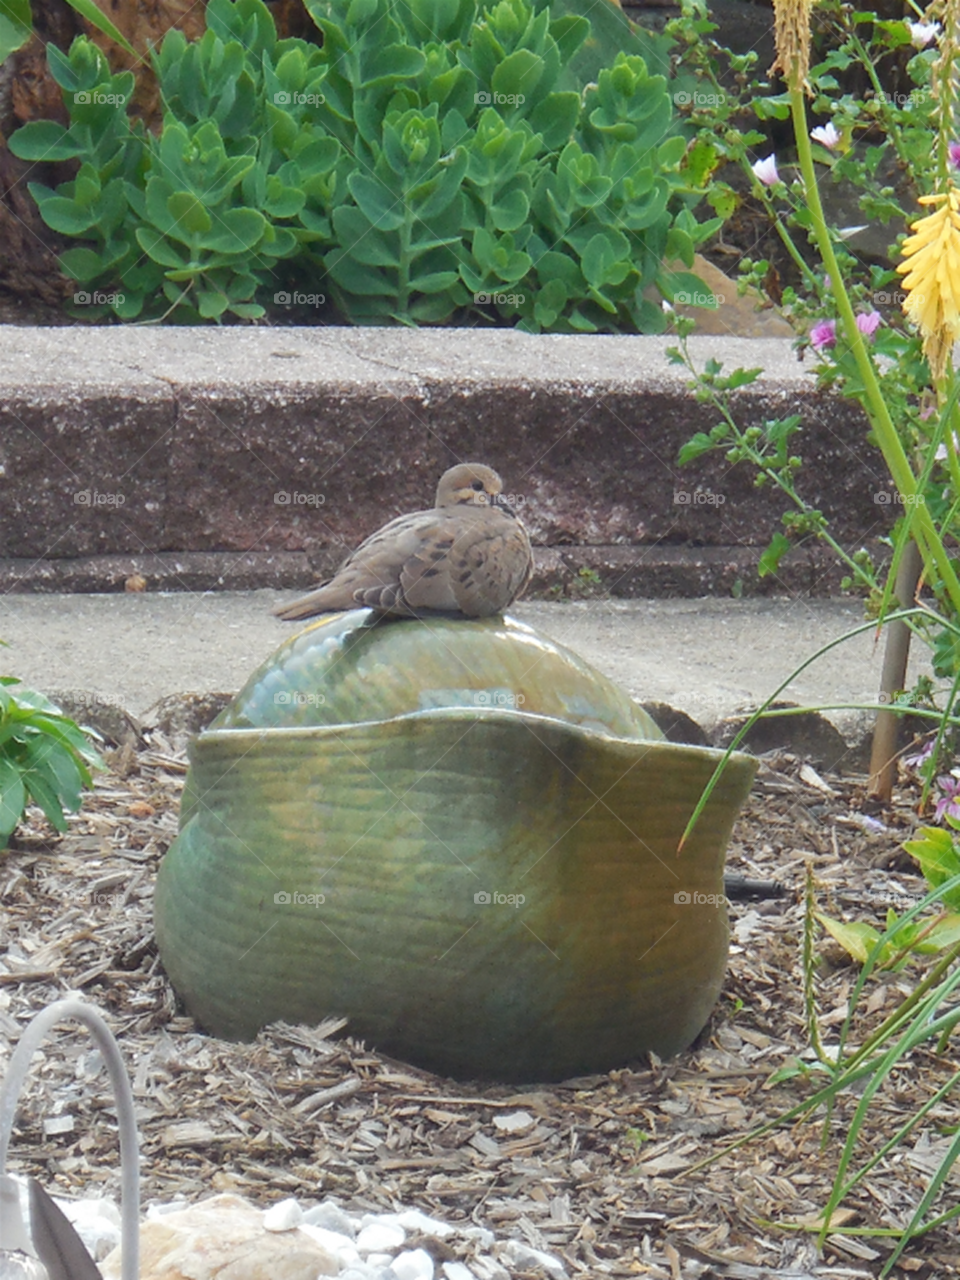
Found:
<box><xmin>435</xmin><ymin>463</ymin><xmax>505</xmax><ymax>510</ymax></box>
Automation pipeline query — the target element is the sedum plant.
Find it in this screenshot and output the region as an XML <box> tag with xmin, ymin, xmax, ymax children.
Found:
<box><xmin>9</xmin><ymin>0</ymin><xmax>718</xmax><ymax>329</ymax></box>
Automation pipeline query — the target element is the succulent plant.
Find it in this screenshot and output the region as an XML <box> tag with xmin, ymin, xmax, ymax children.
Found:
<box><xmin>155</xmin><ymin>611</ymin><xmax>756</xmax><ymax>1081</ymax></box>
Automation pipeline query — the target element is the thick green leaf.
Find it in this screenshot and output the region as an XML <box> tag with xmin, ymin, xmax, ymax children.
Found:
<box><xmin>57</xmin><ymin>246</ymin><xmax>106</xmax><ymax>283</ymax></box>
<box><xmin>197</xmin><ymin>207</ymin><xmax>266</xmax><ymax>253</ymax></box>
<box><xmin>332</xmin><ymin>206</ymin><xmax>399</xmax><ymax>267</ymax></box>
<box><xmin>409</xmin><ymin>269</ymin><xmax>459</xmax><ymax>294</ymax></box>
<box><xmin>31</xmin><ymin>194</ymin><xmax>100</xmax><ymax>235</ymax></box>
<box><xmin>0</xmin><ymin>0</ymin><xmax>31</xmax><ymax>64</ymax></box>
<box><xmin>8</xmin><ymin>120</ymin><xmax>83</xmax><ymax>162</ymax></box>
<box><xmin>135</xmin><ymin>226</ymin><xmax>188</xmax><ymax>269</ymax></box>
<box><xmin>167</xmin><ymin>191</ymin><xmax>213</xmax><ymax>235</ymax></box>
<box><xmin>198</xmin><ymin>288</ymin><xmax>230</xmax><ymax>318</ymax></box>
<box><xmin>348</xmin><ymin>173</ymin><xmax>405</xmax><ymax>230</ymax></box>
<box><xmin>491</xmin><ymin>49</ymin><xmax>543</xmax><ymax>104</ymax></box>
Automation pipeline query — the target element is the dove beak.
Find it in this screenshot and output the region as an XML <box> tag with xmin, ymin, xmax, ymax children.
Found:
<box><xmin>494</xmin><ymin>493</ymin><xmax>517</xmax><ymax>517</ymax></box>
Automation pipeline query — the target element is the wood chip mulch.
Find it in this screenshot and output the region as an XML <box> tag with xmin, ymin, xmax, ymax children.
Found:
<box><xmin>1</xmin><ymin>728</ymin><xmax>959</xmax><ymax>1280</ymax></box>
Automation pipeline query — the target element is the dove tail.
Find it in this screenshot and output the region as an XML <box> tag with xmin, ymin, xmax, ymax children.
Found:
<box><xmin>273</xmin><ymin>585</ymin><xmax>348</xmax><ymax>620</ymax></box>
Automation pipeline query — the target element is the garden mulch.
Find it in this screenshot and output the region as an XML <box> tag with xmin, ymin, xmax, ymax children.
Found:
<box><xmin>1</xmin><ymin>728</ymin><xmax>959</xmax><ymax>1280</ymax></box>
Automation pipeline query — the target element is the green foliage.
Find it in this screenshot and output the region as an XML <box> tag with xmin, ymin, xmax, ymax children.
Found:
<box><xmin>10</xmin><ymin>0</ymin><xmax>715</xmax><ymax>329</ymax></box>
<box><xmin>1</xmin><ymin>0</ymin><xmax>135</xmax><ymax>66</ymax></box>
<box><xmin>0</xmin><ymin>677</ymin><xmax>103</xmax><ymax>847</ymax></box>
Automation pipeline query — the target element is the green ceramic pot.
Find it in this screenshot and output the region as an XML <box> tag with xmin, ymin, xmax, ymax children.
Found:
<box><xmin>155</xmin><ymin>610</ymin><xmax>756</xmax><ymax>1082</ymax></box>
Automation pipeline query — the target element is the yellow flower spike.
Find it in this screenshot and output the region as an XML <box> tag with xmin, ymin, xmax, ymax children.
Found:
<box><xmin>771</xmin><ymin>0</ymin><xmax>814</xmax><ymax>89</ymax></box>
<box><xmin>897</xmin><ymin>188</ymin><xmax>960</xmax><ymax>382</ymax></box>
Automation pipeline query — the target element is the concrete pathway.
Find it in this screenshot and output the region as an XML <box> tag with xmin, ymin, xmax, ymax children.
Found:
<box><xmin>0</xmin><ymin>592</ymin><xmax>929</xmax><ymax>739</ymax></box>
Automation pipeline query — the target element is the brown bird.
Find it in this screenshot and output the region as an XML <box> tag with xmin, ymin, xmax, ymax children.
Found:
<box><xmin>273</xmin><ymin>463</ymin><xmax>533</xmax><ymax>621</ymax></box>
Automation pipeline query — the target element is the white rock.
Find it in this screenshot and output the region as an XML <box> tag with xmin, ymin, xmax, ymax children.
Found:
<box><xmin>367</xmin><ymin>1254</ymin><xmax>396</xmax><ymax>1270</ymax></box>
<box><xmin>59</xmin><ymin>1196</ymin><xmax>121</xmax><ymax>1228</ymax></box>
<box><xmin>442</xmin><ymin>1263</ymin><xmax>477</xmax><ymax>1280</ymax></box>
<box><xmin>459</xmin><ymin>1226</ymin><xmax>495</xmax><ymax>1248</ymax></box>
<box><xmin>53</xmin><ymin>1199</ymin><xmax>122</xmax><ymax>1261</ymax></box>
<box><xmin>357</xmin><ymin>1220</ymin><xmax>406</xmax><ymax>1252</ymax></box>
<box><xmin>500</xmin><ymin>1239</ymin><xmax>567</xmax><ymax>1279</ymax></box>
<box><xmin>395</xmin><ymin>1209</ymin><xmax>454</xmax><ymax>1238</ymax></box>
<box><xmin>391</xmin><ymin>1247</ymin><xmax>435</xmax><ymax>1280</ymax></box>
<box><xmin>492</xmin><ymin>1109</ymin><xmax>534</xmax><ymax>1134</ymax></box>
<box><xmin>100</xmin><ymin>1193</ymin><xmax>340</xmax><ymax>1279</ymax></box>
<box><xmin>302</xmin><ymin>1200</ymin><xmax>357</xmax><ymax>1238</ymax></box>
<box><xmin>263</xmin><ymin>1197</ymin><xmax>303</xmax><ymax>1232</ymax></box>
<box><xmin>298</xmin><ymin>1222</ymin><xmax>362</xmax><ymax>1266</ymax></box>
<box><xmin>146</xmin><ymin>1199</ymin><xmax>191</xmax><ymax>1219</ymax></box>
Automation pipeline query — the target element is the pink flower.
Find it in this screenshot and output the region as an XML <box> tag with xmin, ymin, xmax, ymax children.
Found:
<box><xmin>935</xmin><ymin>775</ymin><xmax>960</xmax><ymax>823</ymax></box>
<box><xmin>856</xmin><ymin>310</ymin><xmax>882</xmax><ymax>338</ymax></box>
<box><xmin>904</xmin><ymin>739</ymin><xmax>935</xmax><ymax>771</ymax></box>
<box><xmin>810</xmin><ymin>319</ymin><xmax>837</xmax><ymax>351</ymax></box>
<box><xmin>752</xmin><ymin>155</ymin><xmax>779</xmax><ymax>186</ymax></box>
<box><xmin>907</xmin><ymin>20</ymin><xmax>940</xmax><ymax>47</ymax></box>
<box><xmin>949</xmin><ymin>142</ymin><xmax>960</xmax><ymax>169</ymax></box>
<box><xmin>811</xmin><ymin>122</ymin><xmax>841</xmax><ymax>150</ymax></box>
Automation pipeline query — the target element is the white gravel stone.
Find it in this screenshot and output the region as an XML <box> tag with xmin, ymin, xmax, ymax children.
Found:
<box><xmin>146</xmin><ymin>1199</ymin><xmax>191</xmax><ymax>1218</ymax></box>
<box><xmin>491</xmin><ymin>1109</ymin><xmax>535</xmax><ymax>1133</ymax></box>
<box><xmin>357</xmin><ymin>1220</ymin><xmax>406</xmax><ymax>1252</ymax></box>
<box><xmin>366</xmin><ymin>1254</ymin><xmax>396</xmax><ymax>1270</ymax></box>
<box><xmin>390</xmin><ymin>1247</ymin><xmax>435</xmax><ymax>1280</ymax></box>
<box><xmin>302</xmin><ymin>1200</ymin><xmax>357</xmax><ymax>1238</ymax></box>
<box><xmin>262</xmin><ymin>1197</ymin><xmax>302</xmax><ymax>1232</ymax></box>
<box><xmin>395</xmin><ymin>1209</ymin><xmax>454</xmax><ymax>1238</ymax></box>
<box><xmin>459</xmin><ymin>1226</ymin><xmax>495</xmax><ymax>1248</ymax></box>
<box><xmin>53</xmin><ymin>1198</ymin><xmax>122</xmax><ymax>1262</ymax></box>
<box><xmin>298</xmin><ymin>1222</ymin><xmax>362</xmax><ymax>1267</ymax></box>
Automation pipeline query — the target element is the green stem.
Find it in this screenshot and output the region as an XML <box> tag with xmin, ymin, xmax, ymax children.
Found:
<box><xmin>789</xmin><ymin>82</ymin><xmax>960</xmax><ymax>621</ymax></box>
<box><xmin>752</xmin><ymin>178</ymin><xmax>820</xmax><ymax>293</ymax></box>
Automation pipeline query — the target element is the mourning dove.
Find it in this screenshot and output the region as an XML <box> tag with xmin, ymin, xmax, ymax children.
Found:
<box><xmin>273</xmin><ymin>463</ymin><xmax>533</xmax><ymax>620</ymax></box>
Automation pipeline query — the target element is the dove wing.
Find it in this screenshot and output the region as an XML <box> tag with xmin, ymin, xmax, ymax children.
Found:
<box><xmin>274</xmin><ymin>509</ymin><xmax>533</xmax><ymax>620</ymax></box>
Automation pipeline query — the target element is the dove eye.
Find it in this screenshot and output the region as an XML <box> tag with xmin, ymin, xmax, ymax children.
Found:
<box><xmin>471</xmin><ymin>480</ymin><xmax>485</xmax><ymax>491</ymax></box>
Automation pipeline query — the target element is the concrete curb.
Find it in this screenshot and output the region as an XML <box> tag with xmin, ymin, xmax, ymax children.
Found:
<box><xmin>1</xmin><ymin>330</ymin><xmax>896</xmax><ymax>596</ymax></box>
